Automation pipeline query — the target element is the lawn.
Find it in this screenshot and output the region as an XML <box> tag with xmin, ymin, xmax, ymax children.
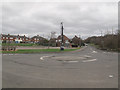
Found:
<box><xmin>2</xmin><ymin>43</ymin><xmax>37</xmax><ymax>46</ymax></box>
<box><xmin>2</xmin><ymin>48</ymin><xmax>79</xmax><ymax>54</ymax></box>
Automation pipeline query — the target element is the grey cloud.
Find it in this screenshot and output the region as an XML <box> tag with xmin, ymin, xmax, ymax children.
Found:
<box><xmin>2</xmin><ymin>2</ymin><xmax>118</xmax><ymax>39</ymax></box>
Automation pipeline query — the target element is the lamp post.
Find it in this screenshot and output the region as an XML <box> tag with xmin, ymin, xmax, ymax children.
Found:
<box><xmin>79</xmin><ymin>35</ymin><xmax>81</xmax><ymax>47</ymax></box>
<box><xmin>60</xmin><ymin>22</ymin><xmax>64</xmax><ymax>50</ymax></box>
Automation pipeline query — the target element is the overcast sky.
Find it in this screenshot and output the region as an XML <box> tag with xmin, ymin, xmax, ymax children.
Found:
<box><xmin>2</xmin><ymin>1</ymin><xmax>118</xmax><ymax>39</ymax></box>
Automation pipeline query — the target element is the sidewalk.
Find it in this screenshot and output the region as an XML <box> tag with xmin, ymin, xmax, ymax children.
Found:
<box><xmin>17</xmin><ymin>46</ymin><xmax>77</xmax><ymax>50</ymax></box>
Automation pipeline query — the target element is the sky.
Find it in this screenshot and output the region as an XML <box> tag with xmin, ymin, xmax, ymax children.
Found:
<box><xmin>1</xmin><ymin>0</ymin><xmax>118</xmax><ymax>39</ymax></box>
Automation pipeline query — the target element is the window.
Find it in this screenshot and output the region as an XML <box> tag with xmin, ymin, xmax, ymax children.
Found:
<box><xmin>59</xmin><ymin>40</ymin><xmax>61</xmax><ymax>42</ymax></box>
<box><xmin>10</xmin><ymin>37</ymin><xmax>13</xmax><ymax>39</ymax></box>
<box><xmin>65</xmin><ymin>40</ymin><xmax>69</xmax><ymax>43</ymax></box>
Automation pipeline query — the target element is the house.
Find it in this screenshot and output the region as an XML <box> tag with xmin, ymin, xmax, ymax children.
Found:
<box><xmin>1</xmin><ymin>34</ymin><xmax>15</xmax><ymax>43</ymax></box>
<box><xmin>71</xmin><ymin>35</ymin><xmax>82</xmax><ymax>47</ymax></box>
<box><xmin>49</xmin><ymin>38</ymin><xmax>57</xmax><ymax>47</ymax></box>
<box><xmin>15</xmin><ymin>35</ymin><xmax>31</xmax><ymax>43</ymax></box>
<box><xmin>1</xmin><ymin>34</ymin><xmax>31</xmax><ymax>43</ymax></box>
<box><xmin>31</xmin><ymin>35</ymin><xmax>46</xmax><ymax>44</ymax></box>
<box><xmin>56</xmin><ymin>35</ymin><xmax>71</xmax><ymax>47</ymax></box>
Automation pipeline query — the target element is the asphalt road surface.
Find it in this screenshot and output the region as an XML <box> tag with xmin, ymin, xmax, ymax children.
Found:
<box><xmin>2</xmin><ymin>46</ymin><xmax>118</xmax><ymax>88</ymax></box>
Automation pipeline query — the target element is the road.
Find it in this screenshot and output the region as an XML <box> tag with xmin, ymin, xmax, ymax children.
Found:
<box><xmin>2</xmin><ymin>46</ymin><xmax>118</xmax><ymax>88</ymax></box>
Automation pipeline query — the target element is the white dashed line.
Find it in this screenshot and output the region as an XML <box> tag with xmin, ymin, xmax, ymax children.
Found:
<box><xmin>3</xmin><ymin>54</ymin><xmax>17</xmax><ymax>56</ymax></box>
<box><xmin>92</xmin><ymin>51</ymin><xmax>97</xmax><ymax>53</ymax></box>
<box><xmin>68</xmin><ymin>61</ymin><xmax>78</xmax><ymax>63</ymax></box>
<box><xmin>82</xmin><ymin>59</ymin><xmax>97</xmax><ymax>62</ymax></box>
<box><xmin>84</xmin><ymin>55</ymin><xmax>91</xmax><ymax>58</ymax></box>
<box><xmin>40</xmin><ymin>56</ymin><xmax>51</xmax><ymax>60</ymax></box>
<box><xmin>109</xmin><ymin>75</ymin><xmax>114</xmax><ymax>78</ymax></box>
<box><xmin>40</xmin><ymin>57</ymin><xmax>44</xmax><ymax>60</ymax></box>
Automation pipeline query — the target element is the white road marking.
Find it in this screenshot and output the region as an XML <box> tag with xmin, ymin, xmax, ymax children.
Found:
<box><xmin>3</xmin><ymin>54</ymin><xmax>15</xmax><ymax>56</ymax></box>
<box><xmin>9</xmin><ymin>54</ymin><xmax>14</xmax><ymax>55</ymax></box>
<box><xmin>3</xmin><ymin>54</ymin><xmax>20</xmax><ymax>56</ymax></box>
<box><xmin>3</xmin><ymin>54</ymin><xmax>7</xmax><ymax>56</ymax></box>
<box><xmin>82</xmin><ymin>59</ymin><xmax>97</xmax><ymax>62</ymax></box>
<box><xmin>40</xmin><ymin>57</ymin><xmax>44</xmax><ymax>60</ymax></box>
<box><xmin>84</xmin><ymin>55</ymin><xmax>91</xmax><ymax>58</ymax></box>
<box><xmin>92</xmin><ymin>51</ymin><xmax>97</xmax><ymax>53</ymax></box>
<box><xmin>109</xmin><ymin>75</ymin><xmax>114</xmax><ymax>78</ymax></box>
<box><xmin>68</xmin><ymin>61</ymin><xmax>78</xmax><ymax>63</ymax></box>
<box><xmin>40</xmin><ymin>56</ymin><xmax>51</xmax><ymax>60</ymax></box>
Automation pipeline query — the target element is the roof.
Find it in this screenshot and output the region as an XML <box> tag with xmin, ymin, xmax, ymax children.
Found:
<box><xmin>2</xmin><ymin>34</ymin><xmax>17</xmax><ymax>37</ymax></box>
<box><xmin>31</xmin><ymin>35</ymin><xmax>45</xmax><ymax>39</ymax></box>
<box><xmin>1</xmin><ymin>34</ymin><xmax>29</xmax><ymax>39</ymax></box>
<box><xmin>72</xmin><ymin>35</ymin><xmax>81</xmax><ymax>40</ymax></box>
<box><xmin>57</xmin><ymin>35</ymin><xmax>70</xmax><ymax>40</ymax></box>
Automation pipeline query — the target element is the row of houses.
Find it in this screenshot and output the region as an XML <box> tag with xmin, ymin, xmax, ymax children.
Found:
<box><xmin>1</xmin><ymin>34</ymin><xmax>45</xmax><ymax>43</ymax></box>
<box><xmin>1</xmin><ymin>34</ymin><xmax>82</xmax><ymax>47</ymax></box>
<box><xmin>51</xmin><ymin>35</ymin><xmax>82</xmax><ymax>47</ymax></box>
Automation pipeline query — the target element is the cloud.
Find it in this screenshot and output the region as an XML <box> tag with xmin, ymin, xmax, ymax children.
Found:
<box><xmin>2</xmin><ymin>2</ymin><xmax>118</xmax><ymax>39</ymax></box>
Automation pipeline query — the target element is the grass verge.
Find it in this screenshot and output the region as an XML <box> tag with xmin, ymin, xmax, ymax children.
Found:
<box><xmin>2</xmin><ymin>48</ymin><xmax>79</xmax><ymax>54</ymax></box>
<box><xmin>2</xmin><ymin>43</ymin><xmax>38</xmax><ymax>46</ymax></box>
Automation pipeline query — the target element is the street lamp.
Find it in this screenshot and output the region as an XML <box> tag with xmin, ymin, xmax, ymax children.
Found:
<box><xmin>60</xmin><ymin>22</ymin><xmax>64</xmax><ymax>50</ymax></box>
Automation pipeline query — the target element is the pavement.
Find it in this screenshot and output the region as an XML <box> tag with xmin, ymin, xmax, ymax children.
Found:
<box><xmin>17</xmin><ymin>46</ymin><xmax>76</xmax><ymax>50</ymax></box>
<box><xmin>2</xmin><ymin>45</ymin><xmax>118</xmax><ymax>88</ymax></box>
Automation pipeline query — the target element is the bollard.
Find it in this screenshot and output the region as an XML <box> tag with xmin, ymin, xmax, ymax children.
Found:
<box><xmin>60</xmin><ymin>46</ymin><xmax>64</xmax><ymax>50</ymax></box>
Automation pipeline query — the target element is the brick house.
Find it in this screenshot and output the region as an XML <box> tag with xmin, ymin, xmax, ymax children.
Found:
<box><xmin>1</xmin><ymin>34</ymin><xmax>31</xmax><ymax>43</ymax></box>
<box><xmin>56</xmin><ymin>35</ymin><xmax>71</xmax><ymax>47</ymax></box>
<box><xmin>31</xmin><ymin>35</ymin><xmax>46</xmax><ymax>44</ymax></box>
<box><xmin>17</xmin><ymin>35</ymin><xmax>31</xmax><ymax>43</ymax></box>
<box><xmin>71</xmin><ymin>35</ymin><xmax>82</xmax><ymax>47</ymax></box>
<box><xmin>1</xmin><ymin>34</ymin><xmax>15</xmax><ymax>43</ymax></box>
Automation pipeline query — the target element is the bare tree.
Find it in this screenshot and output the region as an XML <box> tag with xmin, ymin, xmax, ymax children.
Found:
<box><xmin>47</xmin><ymin>33</ymin><xmax>51</xmax><ymax>49</ymax></box>
<box><xmin>50</xmin><ymin>31</ymin><xmax>56</xmax><ymax>39</ymax></box>
<box><xmin>47</xmin><ymin>31</ymin><xmax>57</xmax><ymax>49</ymax></box>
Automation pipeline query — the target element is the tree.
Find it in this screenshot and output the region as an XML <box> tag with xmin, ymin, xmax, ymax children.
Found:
<box><xmin>50</xmin><ymin>31</ymin><xmax>56</xmax><ymax>39</ymax></box>
<box><xmin>47</xmin><ymin>31</ymin><xmax>57</xmax><ymax>48</ymax></box>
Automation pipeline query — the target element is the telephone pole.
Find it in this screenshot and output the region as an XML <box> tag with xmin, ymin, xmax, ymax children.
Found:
<box><xmin>79</xmin><ymin>35</ymin><xmax>81</xmax><ymax>47</ymax></box>
<box><xmin>60</xmin><ymin>22</ymin><xmax>64</xmax><ymax>50</ymax></box>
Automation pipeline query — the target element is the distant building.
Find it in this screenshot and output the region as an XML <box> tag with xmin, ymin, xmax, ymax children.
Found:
<box><xmin>31</xmin><ymin>35</ymin><xmax>46</xmax><ymax>44</ymax></box>
<box><xmin>1</xmin><ymin>34</ymin><xmax>15</xmax><ymax>43</ymax></box>
<box><xmin>1</xmin><ymin>34</ymin><xmax>31</xmax><ymax>43</ymax></box>
<box><xmin>15</xmin><ymin>35</ymin><xmax>31</xmax><ymax>43</ymax></box>
<box><xmin>71</xmin><ymin>35</ymin><xmax>82</xmax><ymax>47</ymax></box>
<box><xmin>1</xmin><ymin>34</ymin><xmax>83</xmax><ymax>47</ymax></box>
<box><xmin>56</xmin><ymin>35</ymin><xmax>71</xmax><ymax>47</ymax></box>
<box><xmin>49</xmin><ymin>38</ymin><xmax>57</xmax><ymax>47</ymax></box>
